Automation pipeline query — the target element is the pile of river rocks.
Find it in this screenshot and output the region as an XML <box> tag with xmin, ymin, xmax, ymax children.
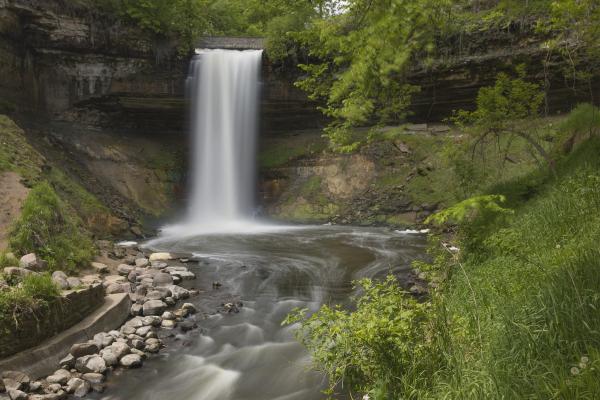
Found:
<box><xmin>0</xmin><ymin>246</ymin><xmax>202</xmax><ymax>400</ymax></box>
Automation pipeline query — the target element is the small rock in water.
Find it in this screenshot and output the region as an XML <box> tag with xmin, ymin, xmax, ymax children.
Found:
<box><xmin>149</xmin><ymin>261</ymin><xmax>168</xmax><ymax>270</ymax></box>
<box><xmin>161</xmin><ymin>311</ymin><xmax>175</xmax><ymax>320</ymax></box>
<box><xmin>165</xmin><ymin>296</ymin><xmax>176</xmax><ymax>306</ymax></box>
<box><xmin>66</xmin><ymin>377</ymin><xmax>90</xmax><ymax>397</ymax></box>
<box><xmin>181</xmin><ymin>303</ymin><xmax>197</xmax><ymax>314</ymax></box>
<box><xmin>180</xmin><ymin>320</ymin><xmax>197</xmax><ymax>332</ymax></box>
<box><xmin>81</xmin><ymin>373</ymin><xmax>104</xmax><ymax>385</ymax></box>
<box><xmin>149</xmin><ymin>252</ymin><xmax>174</xmax><ymax>262</ymax></box>
<box><xmin>161</xmin><ymin>319</ymin><xmax>177</xmax><ymax>329</ymax></box>
<box><xmin>120</xmin><ymin>354</ymin><xmax>142</xmax><ymax>368</ymax></box>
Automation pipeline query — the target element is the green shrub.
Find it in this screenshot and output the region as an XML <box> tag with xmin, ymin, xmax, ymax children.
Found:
<box><xmin>9</xmin><ymin>182</ymin><xmax>94</xmax><ymax>272</ymax></box>
<box><xmin>0</xmin><ymin>274</ymin><xmax>59</xmax><ymax>326</ymax></box>
<box><xmin>559</xmin><ymin>103</ymin><xmax>600</xmax><ymax>141</ymax></box>
<box><xmin>285</xmin><ymin>276</ymin><xmax>437</xmax><ymax>399</ymax></box>
<box><xmin>0</xmin><ymin>252</ymin><xmax>18</xmax><ymax>268</ymax></box>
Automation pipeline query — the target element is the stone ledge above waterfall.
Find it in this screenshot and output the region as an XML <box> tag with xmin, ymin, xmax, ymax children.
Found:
<box><xmin>197</xmin><ymin>37</ymin><xmax>265</xmax><ymax>50</ymax></box>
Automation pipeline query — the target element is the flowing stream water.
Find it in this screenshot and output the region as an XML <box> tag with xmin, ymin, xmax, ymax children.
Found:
<box><xmin>99</xmin><ymin>227</ymin><xmax>426</xmax><ymax>400</ymax></box>
<box><xmin>96</xmin><ymin>49</ymin><xmax>427</xmax><ymax>399</ymax></box>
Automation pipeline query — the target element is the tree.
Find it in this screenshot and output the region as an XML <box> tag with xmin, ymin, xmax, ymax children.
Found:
<box><xmin>452</xmin><ymin>66</ymin><xmax>552</xmax><ymax>168</ymax></box>
<box><xmin>294</xmin><ymin>0</ymin><xmax>454</xmax><ymax>152</ymax></box>
<box><xmin>541</xmin><ymin>0</ymin><xmax>600</xmax><ymax>102</ymax></box>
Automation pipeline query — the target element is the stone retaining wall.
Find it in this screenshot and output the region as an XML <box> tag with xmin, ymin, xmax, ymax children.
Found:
<box><xmin>0</xmin><ymin>283</ymin><xmax>104</xmax><ymax>358</ymax></box>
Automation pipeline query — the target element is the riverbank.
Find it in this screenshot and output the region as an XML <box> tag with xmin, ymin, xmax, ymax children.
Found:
<box><xmin>291</xmin><ymin>107</ymin><xmax>600</xmax><ymax>398</ymax></box>
<box><xmin>0</xmin><ymin>244</ymin><xmax>202</xmax><ymax>399</ymax></box>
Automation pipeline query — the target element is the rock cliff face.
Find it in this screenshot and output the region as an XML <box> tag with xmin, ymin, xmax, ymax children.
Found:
<box><xmin>409</xmin><ymin>21</ymin><xmax>599</xmax><ymax>121</ymax></box>
<box><xmin>0</xmin><ymin>0</ymin><xmax>597</xmax><ymax>227</ymax></box>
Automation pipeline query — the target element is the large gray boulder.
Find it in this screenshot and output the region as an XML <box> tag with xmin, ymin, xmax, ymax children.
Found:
<box><xmin>19</xmin><ymin>253</ymin><xmax>46</xmax><ymax>271</ymax></box>
<box><xmin>45</xmin><ymin>369</ymin><xmax>71</xmax><ymax>385</ymax></box>
<box><xmin>3</xmin><ymin>267</ymin><xmax>36</xmax><ymax>278</ymax></box>
<box><xmin>2</xmin><ymin>371</ymin><xmax>30</xmax><ymax>391</ymax></box>
<box><xmin>70</xmin><ymin>342</ymin><xmax>99</xmax><ymax>358</ymax></box>
<box><xmin>100</xmin><ymin>350</ymin><xmax>118</xmax><ymax>367</ymax></box>
<box><xmin>81</xmin><ymin>373</ymin><xmax>104</xmax><ymax>385</ymax></box>
<box><xmin>135</xmin><ymin>258</ymin><xmax>149</xmax><ymax>268</ymax></box>
<box><xmin>120</xmin><ymin>354</ymin><xmax>142</xmax><ymax>368</ymax></box>
<box><xmin>117</xmin><ymin>264</ymin><xmax>135</xmax><ymax>276</ymax></box>
<box><xmin>142</xmin><ymin>300</ymin><xmax>167</xmax><ymax>316</ymax></box>
<box><xmin>66</xmin><ymin>277</ymin><xmax>82</xmax><ymax>289</ymax></box>
<box><xmin>66</xmin><ymin>378</ymin><xmax>90</xmax><ymax>398</ymax></box>
<box><xmin>74</xmin><ymin>355</ymin><xmax>106</xmax><ymax>374</ymax></box>
<box><xmin>152</xmin><ymin>273</ymin><xmax>173</xmax><ymax>287</ymax></box>
<box><xmin>145</xmin><ymin>287</ymin><xmax>171</xmax><ymax>300</ymax></box>
<box><xmin>7</xmin><ymin>389</ymin><xmax>27</xmax><ymax>400</ymax></box>
<box><xmin>51</xmin><ymin>271</ymin><xmax>69</xmax><ymax>290</ymax></box>
<box><xmin>107</xmin><ymin>342</ymin><xmax>130</xmax><ymax>360</ymax></box>
<box><xmin>149</xmin><ymin>252</ymin><xmax>173</xmax><ymax>261</ymax></box>
<box><xmin>90</xmin><ymin>262</ymin><xmax>109</xmax><ymax>274</ymax></box>
<box><xmin>166</xmin><ymin>285</ymin><xmax>190</xmax><ymax>300</ymax></box>
<box><xmin>105</xmin><ymin>282</ymin><xmax>130</xmax><ymax>295</ymax></box>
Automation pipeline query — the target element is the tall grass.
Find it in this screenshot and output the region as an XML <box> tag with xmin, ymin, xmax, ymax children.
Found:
<box><xmin>9</xmin><ymin>182</ymin><xmax>94</xmax><ymax>272</ymax></box>
<box><xmin>428</xmin><ymin>136</ymin><xmax>600</xmax><ymax>398</ymax></box>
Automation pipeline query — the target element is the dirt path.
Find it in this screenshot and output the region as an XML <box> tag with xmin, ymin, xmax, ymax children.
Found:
<box><xmin>0</xmin><ymin>172</ymin><xmax>29</xmax><ymax>250</ymax></box>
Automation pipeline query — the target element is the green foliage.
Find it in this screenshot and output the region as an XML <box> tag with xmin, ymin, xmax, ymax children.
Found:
<box><xmin>295</xmin><ymin>0</ymin><xmax>453</xmax><ymax>151</ymax></box>
<box><xmin>426</xmin><ymin>195</ymin><xmax>512</xmax><ymax>226</ymax></box>
<box><xmin>453</xmin><ymin>66</ymin><xmax>544</xmax><ymax>131</ymax></box>
<box><xmin>0</xmin><ymin>115</ymin><xmax>43</xmax><ymax>182</ymax></box>
<box><xmin>285</xmin><ymin>276</ymin><xmax>435</xmax><ymax>398</ymax></box>
<box><xmin>452</xmin><ymin>67</ymin><xmax>553</xmax><ymax>167</ymax></box>
<box><xmin>0</xmin><ymin>273</ymin><xmax>59</xmax><ymax>326</ymax></box>
<box><xmin>425</xmin><ymin>136</ymin><xmax>600</xmax><ymax>398</ymax></box>
<box><xmin>0</xmin><ymin>252</ymin><xmax>18</xmax><ymax>268</ymax></box>
<box><xmin>9</xmin><ymin>182</ymin><xmax>94</xmax><ymax>273</ymax></box>
<box><xmin>560</xmin><ymin>103</ymin><xmax>600</xmax><ymax>137</ymax></box>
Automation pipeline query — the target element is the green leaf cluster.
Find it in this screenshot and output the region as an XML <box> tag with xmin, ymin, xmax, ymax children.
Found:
<box><xmin>295</xmin><ymin>0</ymin><xmax>453</xmax><ymax>151</ymax></box>
<box><xmin>285</xmin><ymin>276</ymin><xmax>435</xmax><ymax>398</ymax></box>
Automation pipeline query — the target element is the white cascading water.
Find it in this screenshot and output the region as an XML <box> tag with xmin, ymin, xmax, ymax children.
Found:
<box><xmin>165</xmin><ymin>49</ymin><xmax>263</xmax><ymax>235</ymax></box>
<box><xmin>188</xmin><ymin>49</ymin><xmax>263</xmax><ymax>226</ymax></box>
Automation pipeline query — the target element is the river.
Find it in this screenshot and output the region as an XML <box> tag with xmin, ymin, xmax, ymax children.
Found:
<box><xmin>95</xmin><ymin>225</ymin><xmax>426</xmax><ymax>400</ymax></box>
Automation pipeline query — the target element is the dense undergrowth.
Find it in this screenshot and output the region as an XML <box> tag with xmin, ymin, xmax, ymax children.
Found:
<box><xmin>0</xmin><ymin>115</ymin><xmax>100</xmax><ymax>271</ymax></box>
<box><xmin>9</xmin><ymin>182</ymin><xmax>94</xmax><ymax>273</ymax></box>
<box><xmin>288</xmin><ymin>104</ymin><xmax>600</xmax><ymax>399</ymax></box>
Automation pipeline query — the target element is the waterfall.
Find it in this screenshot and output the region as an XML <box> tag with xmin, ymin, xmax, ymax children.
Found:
<box><xmin>185</xmin><ymin>49</ymin><xmax>263</xmax><ymax>231</ymax></box>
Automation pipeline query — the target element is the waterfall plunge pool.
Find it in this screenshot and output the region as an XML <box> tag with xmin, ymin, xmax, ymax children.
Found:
<box><xmin>94</xmin><ymin>225</ymin><xmax>427</xmax><ymax>400</ymax></box>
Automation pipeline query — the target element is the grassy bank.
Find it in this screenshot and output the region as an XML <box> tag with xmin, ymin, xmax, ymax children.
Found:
<box><xmin>289</xmin><ymin>107</ymin><xmax>600</xmax><ymax>399</ymax></box>
<box><xmin>0</xmin><ymin>115</ymin><xmax>104</xmax><ymax>271</ymax></box>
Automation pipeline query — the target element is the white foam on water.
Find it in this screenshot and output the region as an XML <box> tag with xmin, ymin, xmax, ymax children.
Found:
<box><xmin>116</xmin><ymin>241</ymin><xmax>138</xmax><ymax>247</ymax></box>
<box><xmin>395</xmin><ymin>228</ymin><xmax>430</xmax><ymax>234</ymax></box>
